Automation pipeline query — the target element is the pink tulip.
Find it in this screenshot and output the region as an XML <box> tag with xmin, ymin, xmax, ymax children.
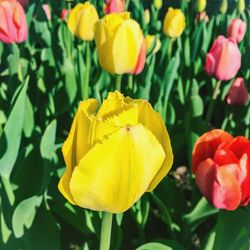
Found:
<box><xmin>17</xmin><ymin>0</ymin><xmax>29</xmax><ymax>8</ymax></box>
<box><xmin>227</xmin><ymin>18</ymin><xmax>246</xmax><ymax>43</ymax></box>
<box><xmin>226</xmin><ymin>77</ymin><xmax>248</xmax><ymax>105</ymax></box>
<box><xmin>104</xmin><ymin>0</ymin><xmax>125</xmax><ymax>14</ymax></box>
<box><xmin>205</xmin><ymin>36</ymin><xmax>241</xmax><ymax>81</ymax></box>
<box><xmin>61</xmin><ymin>8</ymin><xmax>69</xmax><ymax>21</ymax></box>
<box><xmin>0</xmin><ymin>0</ymin><xmax>28</xmax><ymax>44</ymax></box>
<box><xmin>42</xmin><ymin>4</ymin><xmax>51</xmax><ymax>21</ymax></box>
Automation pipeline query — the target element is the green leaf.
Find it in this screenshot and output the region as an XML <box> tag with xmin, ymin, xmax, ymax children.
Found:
<box><xmin>12</xmin><ymin>196</ymin><xmax>43</xmax><ymax>238</ymax></box>
<box><xmin>213</xmin><ymin>209</ymin><xmax>250</xmax><ymax>250</ymax></box>
<box><xmin>7</xmin><ymin>44</ymin><xmax>20</xmax><ymax>76</ymax></box>
<box><xmin>0</xmin><ymin>80</ymin><xmax>28</xmax><ymax>179</ymax></box>
<box><xmin>40</xmin><ymin>119</ymin><xmax>57</xmax><ymax>160</ymax></box>
<box><xmin>23</xmin><ymin>205</ymin><xmax>60</xmax><ymax>250</ymax></box>
<box><xmin>136</xmin><ymin>242</ymin><xmax>172</xmax><ymax>250</ymax></box>
<box><xmin>183</xmin><ymin>197</ymin><xmax>218</xmax><ymax>230</ymax></box>
<box><xmin>201</xmin><ymin>228</ymin><xmax>216</xmax><ymax>250</ymax></box>
<box><xmin>23</xmin><ymin>96</ymin><xmax>34</xmax><ymax>138</ymax></box>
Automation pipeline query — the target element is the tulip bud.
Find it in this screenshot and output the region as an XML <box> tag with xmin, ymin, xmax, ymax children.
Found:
<box><xmin>0</xmin><ymin>0</ymin><xmax>28</xmax><ymax>44</ymax></box>
<box><xmin>58</xmin><ymin>91</ymin><xmax>173</xmax><ymax>213</ymax></box>
<box><xmin>195</xmin><ymin>0</ymin><xmax>206</xmax><ymax>13</ymax></box>
<box><xmin>61</xmin><ymin>8</ymin><xmax>69</xmax><ymax>21</ymax></box>
<box><xmin>163</xmin><ymin>8</ymin><xmax>186</xmax><ymax>39</ymax></box>
<box><xmin>227</xmin><ymin>19</ymin><xmax>246</xmax><ymax>43</ymax></box>
<box><xmin>192</xmin><ymin>129</ymin><xmax>250</xmax><ymax>210</ymax></box>
<box><xmin>42</xmin><ymin>4</ymin><xmax>51</xmax><ymax>21</ymax></box>
<box><xmin>237</xmin><ymin>0</ymin><xmax>245</xmax><ymax>13</ymax></box>
<box><xmin>144</xmin><ymin>9</ymin><xmax>150</xmax><ymax>25</ymax></box>
<box><xmin>219</xmin><ymin>0</ymin><xmax>228</xmax><ymax>14</ymax></box>
<box><xmin>68</xmin><ymin>2</ymin><xmax>99</xmax><ymax>41</ymax></box>
<box><xmin>95</xmin><ymin>12</ymin><xmax>146</xmax><ymax>75</ymax></box>
<box><xmin>154</xmin><ymin>0</ymin><xmax>162</xmax><ymax>10</ymax></box>
<box><xmin>145</xmin><ymin>35</ymin><xmax>161</xmax><ymax>54</ymax></box>
<box><xmin>226</xmin><ymin>77</ymin><xmax>248</xmax><ymax>105</ymax></box>
<box><xmin>205</xmin><ymin>36</ymin><xmax>241</xmax><ymax>81</ymax></box>
<box><xmin>104</xmin><ymin>0</ymin><xmax>125</xmax><ymax>14</ymax></box>
<box><xmin>196</xmin><ymin>12</ymin><xmax>209</xmax><ymax>23</ymax></box>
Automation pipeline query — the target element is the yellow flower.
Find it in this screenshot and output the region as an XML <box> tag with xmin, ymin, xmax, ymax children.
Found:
<box><xmin>195</xmin><ymin>0</ymin><xmax>206</xmax><ymax>13</ymax></box>
<box><xmin>154</xmin><ymin>0</ymin><xmax>162</xmax><ymax>10</ymax></box>
<box><xmin>144</xmin><ymin>9</ymin><xmax>150</xmax><ymax>25</ymax></box>
<box><xmin>145</xmin><ymin>35</ymin><xmax>161</xmax><ymax>54</ymax></box>
<box><xmin>163</xmin><ymin>7</ymin><xmax>186</xmax><ymax>39</ymax></box>
<box><xmin>94</xmin><ymin>12</ymin><xmax>146</xmax><ymax>75</ymax></box>
<box><xmin>58</xmin><ymin>91</ymin><xmax>173</xmax><ymax>213</ymax></box>
<box><xmin>237</xmin><ymin>0</ymin><xmax>245</xmax><ymax>13</ymax></box>
<box><xmin>67</xmin><ymin>2</ymin><xmax>99</xmax><ymax>41</ymax></box>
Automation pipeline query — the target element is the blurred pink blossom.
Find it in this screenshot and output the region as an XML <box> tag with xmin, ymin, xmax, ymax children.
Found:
<box><xmin>226</xmin><ymin>77</ymin><xmax>248</xmax><ymax>105</ymax></box>
<box><xmin>227</xmin><ymin>18</ymin><xmax>247</xmax><ymax>43</ymax></box>
<box><xmin>205</xmin><ymin>36</ymin><xmax>241</xmax><ymax>81</ymax></box>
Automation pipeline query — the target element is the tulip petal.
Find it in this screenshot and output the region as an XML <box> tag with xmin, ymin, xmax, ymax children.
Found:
<box><xmin>69</xmin><ymin>124</ymin><xmax>165</xmax><ymax>213</ymax></box>
<box><xmin>195</xmin><ymin>159</ymin><xmax>242</xmax><ymax>210</ymax></box>
<box><xmin>213</xmin><ymin>165</ymin><xmax>242</xmax><ymax>210</ymax></box>
<box><xmin>112</xmin><ymin>19</ymin><xmax>144</xmax><ymax>74</ymax></box>
<box><xmin>59</xmin><ymin>99</ymin><xmax>99</xmax><ymax>204</ymax></box>
<box><xmin>192</xmin><ymin>129</ymin><xmax>233</xmax><ymax>173</ymax></box>
<box><xmin>94</xmin><ymin>12</ymin><xmax>130</xmax><ymax>74</ymax></box>
<box><xmin>96</xmin><ymin>91</ymin><xmax>129</xmax><ymax>119</ymax></box>
<box><xmin>124</xmin><ymin>99</ymin><xmax>173</xmax><ymax>191</ymax></box>
<box><xmin>68</xmin><ymin>2</ymin><xmax>99</xmax><ymax>41</ymax></box>
<box><xmin>215</xmin><ymin>39</ymin><xmax>241</xmax><ymax>81</ymax></box>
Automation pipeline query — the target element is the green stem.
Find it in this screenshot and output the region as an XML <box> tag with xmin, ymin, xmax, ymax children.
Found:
<box><xmin>128</xmin><ymin>74</ymin><xmax>133</xmax><ymax>91</ymax></box>
<box><xmin>151</xmin><ymin>193</ymin><xmax>176</xmax><ymax>240</ymax></box>
<box><xmin>168</xmin><ymin>38</ymin><xmax>174</xmax><ymax>60</ymax></box>
<box><xmin>99</xmin><ymin>212</ymin><xmax>113</xmax><ymax>250</ymax></box>
<box><xmin>205</xmin><ymin>80</ymin><xmax>222</xmax><ymax>123</ymax></box>
<box><xmin>66</xmin><ymin>0</ymin><xmax>73</xmax><ymax>59</ymax></box>
<box><xmin>115</xmin><ymin>74</ymin><xmax>122</xmax><ymax>92</ymax></box>
<box><xmin>83</xmin><ymin>42</ymin><xmax>91</xmax><ymax>100</ymax></box>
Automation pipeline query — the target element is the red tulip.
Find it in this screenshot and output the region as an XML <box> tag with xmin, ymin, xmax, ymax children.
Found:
<box><xmin>192</xmin><ymin>129</ymin><xmax>250</xmax><ymax>210</ymax></box>
<box><xmin>61</xmin><ymin>8</ymin><xmax>69</xmax><ymax>21</ymax></box>
<box><xmin>205</xmin><ymin>36</ymin><xmax>241</xmax><ymax>81</ymax></box>
<box><xmin>104</xmin><ymin>0</ymin><xmax>125</xmax><ymax>14</ymax></box>
<box><xmin>17</xmin><ymin>0</ymin><xmax>29</xmax><ymax>8</ymax></box>
<box><xmin>226</xmin><ymin>77</ymin><xmax>248</xmax><ymax>105</ymax></box>
<box><xmin>227</xmin><ymin>18</ymin><xmax>246</xmax><ymax>43</ymax></box>
<box><xmin>0</xmin><ymin>0</ymin><xmax>28</xmax><ymax>44</ymax></box>
<box><xmin>42</xmin><ymin>4</ymin><xmax>51</xmax><ymax>21</ymax></box>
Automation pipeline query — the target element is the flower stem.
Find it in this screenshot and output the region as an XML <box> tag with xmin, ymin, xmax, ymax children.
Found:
<box><xmin>205</xmin><ymin>80</ymin><xmax>222</xmax><ymax>123</ymax></box>
<box><xmin>83</xmin><ymin>42</ymin><xmax>91</xmax><ymax>100</ymax></box>
<box><xmin>168</xmin><ymin>38</ymin><xmax>174</xmax><ymax>60</ymax></box>
<box><xmin>128</xmin><ymin>74</ymin><xmax>133</xmax><ymax>91</ymax></box>
<box><xmin>115</xmin><ymin>74</ymin><xmax>122</xmax><ymax>92</ymax></box>
<box><xmin>99</xmin><ymin>212</ymin><xmax>113</xmax><ymax>250</ymax></box>
<box><xmin>66</xmin><ymin>0</ymin><xmax>73</xmax><ymax>59</ymax></box>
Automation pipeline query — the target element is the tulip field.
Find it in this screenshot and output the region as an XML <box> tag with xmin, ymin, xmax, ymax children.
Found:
<box><xmin>1</xmin><ymin>0</ymin><xmax>250</xmax><ymax>249</ymax></box>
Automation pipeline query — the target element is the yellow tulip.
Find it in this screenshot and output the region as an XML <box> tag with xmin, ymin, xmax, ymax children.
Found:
<box><xmin>195</xmin><ymin>0</ymin><xmax>206</xmax><ymax>13</ymax></box>
<box><xmin>237</xmin><ymin>0</ymin><xmax>245</xmax><ymax>13</ymax></box>
<box><xmin>163</xmin><ymin>7</ymin><xmax>186</xmax><ymax>39</ymax></box>
<box><xmin>219</xmin><ymin>0</ymin><xmax>228</xmax><ymax>14</ymax></box>
<box><xmin>145</xmin><ymin>35</ymin><xmax>161</xmax><ymax>54</ymax></box>
<box><xmin>67</xmin><ymin>2</ymin><xmax>99</xmax><ymax>41</ymax></box>
<box><xmin>58</xmin><ymin>91</ymin><xmax>173</xmax><ymax>213</ymax></box>
<box><xmin>144</xmin><ymin>9</ymin><xmax>150</xmax><ymax>25</ymax></box>
<box><xmin>154</xmin><ymin>0</ymin><xmax>162</xmax><ymax>10</ymax></box>
<box><xmin>94</xmin><ymin>12</ymin><xmax>146</xmax><ymax>75</ymax></box>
